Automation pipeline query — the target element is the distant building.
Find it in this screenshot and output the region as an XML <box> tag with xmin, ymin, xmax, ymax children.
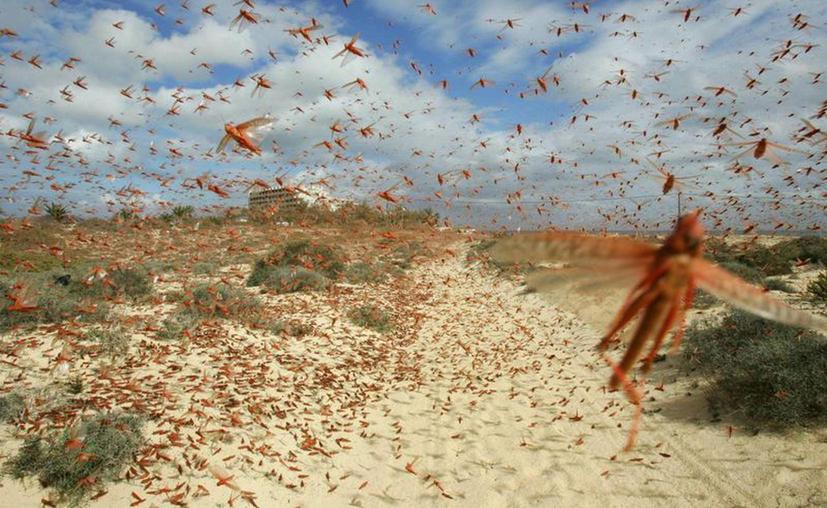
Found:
<box><xmin>248</xmin><ymin>187</ymin><xmax>303</xmax><ymax>212</ymax></box>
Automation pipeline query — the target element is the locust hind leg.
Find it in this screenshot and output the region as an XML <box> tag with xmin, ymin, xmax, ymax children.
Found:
<box><xmin>641</xmin><ymin>295</ymin><xmax>683</xmax><ymax>375</ymax></box>
<box><xmin>598</xmin><ymin>284</ymin><xmax>660</xmax><ymax>351</ymax></box>
<box><xmin>603</xmin><ymin>353</ymin><xmax>643</xmax><ymax>451</ymax></box>
<box><xmin>610</xmin><ymin>294</ymin><xmax>671</xmax><ymax>389</ymax></box>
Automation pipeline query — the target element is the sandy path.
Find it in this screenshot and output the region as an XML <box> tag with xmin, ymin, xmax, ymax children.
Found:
<box><xmin>321</xmin><ymin>250</ymin><xmax>825</xmax><ymax>507</ymax></box>
<box><xmin>1</xmin><ymin>245</ymin><xmax>824</xmax><ymax>507</ymax></box>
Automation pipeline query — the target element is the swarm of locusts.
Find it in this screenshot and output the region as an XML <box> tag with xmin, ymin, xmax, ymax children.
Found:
<box><xmin>493</xmin><ymin>210</ymin><xmax>827</xmax><ymax>450</ymax></box>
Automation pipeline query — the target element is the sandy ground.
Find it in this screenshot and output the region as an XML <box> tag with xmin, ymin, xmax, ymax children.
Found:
<box><xmin>0</xmin><ymin>243</ymin><xmax>825</xmax><ymax>507</ymax></box>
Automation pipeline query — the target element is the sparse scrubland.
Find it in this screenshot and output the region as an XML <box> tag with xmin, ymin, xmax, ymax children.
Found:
<box><xmin>0</xmin><ymin>205</ymin><xmax>443</xmax><ymax>505</ymax></box>
<box><xmin>0</xmin><ymin>211</ymin><xmax>824</xmax><ymax>507</ymax></box>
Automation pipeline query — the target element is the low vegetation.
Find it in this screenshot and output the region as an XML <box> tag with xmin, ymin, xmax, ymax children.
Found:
<box><xmin>705</xmin><ymin>236</ymin><xmax>827</xmax><ymax>276</ymax></box>
<box><xmin>249</xmin><ymin>201</ymin><xmax>439</xmax><ymax>229</ymax></box>
<box><xmin>247</xmin><ymin>239</ymin><xmax>345</xmax><ymax>293</ymax></box>
<box><xmin>271</xmin><ymin>320</ymin><xmax>313</xmax><ymax>338</ymax></box>
<box><xmin>682</xmin><ymin>310</ymin><xmax>827</xmax><ymax>429</ymax></box>
<box><xmin>45</xmin><ymin>202</ymin><xmax>70</xmax><ymax>223</ymax></box>
<box><xmin>6</xmin><ymin>412</ymin><xmax>144</xmax><ymax>506</ymax></box>
<box><xmin>344</xmin><ymin>261</ymin><xmax>398</xmax><ymax>284</ymax></box>
<box><xmin>85</xmin><ymin>326</ymin><xmax>130</xmax><ymax>359</ymax></box>
<box><xmin>182</xmin><ymin>283</ymin><xmax>262</xmax><ymax>321</ymax></box>
<box><xmin>248</xmin><ymin>265</ymin><xmax>329</xmax><ymax>293</ymax></box>
<box><xmin>0</xmin><ymin>392</ymin><xmax>25</xmax><ymax>423</ymax></box>
<box><xmin>0</xmin><ymin>278</ymin><xmax>110</xmax><ymax>332</ymax></box>
<box><xmin>807</xmin><ymin>271</ymin><xmax>827</xmax><ymax>301</ymax></box>
<box><xmin>69</xmin><ymin>266</ymin><xmax>153</xmax><ymax>301</ymax></box>
<box><xmin>348</xmin><ymin>304</ymin><xmax>393</xmax><ymax>333</ymax></box>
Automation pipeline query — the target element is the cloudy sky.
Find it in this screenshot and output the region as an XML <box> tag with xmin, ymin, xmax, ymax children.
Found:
<box><xmin>0</xmin><ymin>0</ymin><xmax>824</xmax><ymax>231</ymax></box>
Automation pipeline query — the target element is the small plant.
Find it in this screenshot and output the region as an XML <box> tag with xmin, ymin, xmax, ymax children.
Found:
<box><xmin>262</xmin><ymin>239</ymin><xmax>345</xmax><ymax>278</ymax></box>
<box><xmin>183</xmin><ymin>283</ymin><xmax>261</xmax><ymax>321</ymax></box>
<box><xmin>384</xmin><ymin>241</ymin><xmax>426</xmax><ymax>270</ymax></box>
<box><xmin>116</xmin><ymin>208</ymin><xmax>136</xmax><ymax>221</ymax></box>
<box><xmin>348</xmin><ymin>304</ymin><xmax>393</xmax><ymax>333</ymax></box>
<box><xmin>772</xmin><ymin>236</ymin><xmax>827</xmax><ymax>266</ymax></box>
<box><xmin>172</xmin><ymin>205</ymin><xmax>194</xmax><ymax>220</ymax></box>
<box><xmin>86</xmin><ymin>327</ymin><xmax>130</xmax><ymax>358</ymax></box>
<box><xmin>719</xmin><ymin>261</ymin><xmax>764</xmax><ymax>284</ymax></box>
<box><xmin>45</xmin><ymin>202</ymin><xmax>69</xmax><ymax>223</ymax></box>
<box><xmin>0</xmin><ymin>392</ymin><xmax>25</xmax><ymax>423</ymax></box>
<box><xmin>192</xmin><ymin>261</ymin><xmax>219</xmax><ymax>276</ymax></box>
<box><xmin>271</xmin><ymin>320</ymin><xmax>313</xmax><ymax>337</ymax></box>
<box><xmin>343</xmin><ymin>262</ymin><xmax>395</xmax><ymax>284</ymax></box>
<box><xmin>0</xmin><ymin>277</ymin><xmax>110</xmax><ymax>332</ymax></box>
<box><xmin>807</xmin><ymin>271</ymin><xmax>827</xmax><ymax>301</ymax></box>
<box><xmin>66</xmin><ymin>376</ymin><xmax>84</xmax><ymax>395</ymax></box>
<box><xmin>157</xmin><ymin>312</ymin><xmax>201</xmax><ymax>341</ymax></box>
<box><xmin>7</xmin><ymin>412</ymin><xmax>143</xmax><ymax>505</ymax></box>
<box><xmin>71</xmin><ymin>266</ymin><xmax>153</xmax><ymax>301</ymax></box>
<box><xmin>764</xmin><ymin>278</ymin><xmax>794</xmax><ymax>293</ymax></box>
<box><xmin>682</xmin><ymin>309</ymin><xmax>827</xmax><ymax>428</ymax></box>
<box><xmin>247</xmin><ymin>264</ymin><xmax>329</xmax><ymax>293</ymax></box>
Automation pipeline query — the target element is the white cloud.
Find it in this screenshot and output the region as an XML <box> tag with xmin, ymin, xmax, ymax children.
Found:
<box><xmin>0</xmin><ymin>0</ymin><xmax>824</xmax><ymax>230</ymax></box>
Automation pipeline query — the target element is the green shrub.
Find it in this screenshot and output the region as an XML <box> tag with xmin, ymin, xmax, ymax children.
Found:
<box><xmin>157</xmin><ymin>313</ymin><xmax>201</xmax><ymax>341</ymax></box>
<box><xmin>0</xmin><ymin>392</ymin><xmax>25</xmax><ymax>423</ymax></box>
<box><xmin>682</xmin><ymin>309</ymin><xmax>827</xmax><ymax>428</ymax></box>
<box><xmin>706</xmin><ymin>236</ymin><xmax>827</xmax><ymax>277</ymax></box>
<box><xmin>85</xmin><ymin>327</ymin><xmax>130</xmax><ymax>358</ymax></box>
<box><xmin>772</xmin><ymin>236</ymin><xmax>827</xmax><ymax>266</ymax></box>
<box><xmin>719</xmin><ymin>261</ymin><xmax>764</xmax><ymax>284</ymax></box>
<box><xmin>172</xmin><ymin>205</ymin><xmax>194</xmax><ymax>220</ymax></box>
<box><xmin>735</xmin><ymin>245</ymin><xmax>791</xmax><ymax>276</ymax></box>
<box><xmin>247</xmin><ymin>265</ymin><xmax>328</xmax><ymax>293</ymax></box>
<box><xmin>807</xmin><ymin>271</ymin><xmax>827</xmax><ymax>301</ymax></box>
<box><xmin>703</xmin><ymin>237</ymin><xmax>737</xmax><ymax>264</ymax></box>
<box><xmin>343</xmin><ymin>262</ymin><xmax>395</xmax><ymax>284</ymax></box>
<box><xmin>260</xmin><ymin>239</ymin><xmax>345</xmax><ymax>278</ymax></box>
<box><xmin>348</xmin><ymin>305</ymin><xmax>393</xmax><ymax>333</ymax></box>
<box><xmin>70</xmin><ymin>267</ymin><xmax>152</xmax><ymax>301</ymax></box>
<box><xmin>192</xmin><ymin>261</ymin><xmax>219</xmax><ymax>276</ymax></box>
<box><xmin>45</xmin><ymin>202</ymin><xmax>69</xmax><ymax>223</ymax></box>
<box><xmin>384</xmin><ymin>241</ymin><xmax>426</xmax><ymax>270</ymax></box>
<box><xmin>765</xmin><ymin>278</ymin><xmax>794</xmax><ymax>293</ymax></box>
<box><xmin>182</xmin><ymin>283</ymin><xmax>261</xmax><ymax>320</ymax></box>
<box><xmin>0</xmin><ymin>278</ymin><xmax>110</xmax><ymax>332</ymax></box>
<box><xmin>7</xmin><ymin>413</ymin><xmax>143</xmax><ymax>505</ymax></box>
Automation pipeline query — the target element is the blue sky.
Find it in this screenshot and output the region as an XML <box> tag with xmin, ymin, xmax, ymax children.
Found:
<box><xmin>0</xmin><ymin>0</ymin><xmax>825</xmax><ymax>231</ymax></box>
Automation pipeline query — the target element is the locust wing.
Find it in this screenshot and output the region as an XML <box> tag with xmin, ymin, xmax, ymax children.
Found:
<box><xmin>693</xmin><ymin>258</ymin><xmax>827</xmax><ymax>334</ymax></box>
<box><xmin>216</xmin><ymin>134</ymin><xmax>232</xmax><ymax>153</ymax></box>
<box><xmin>491</xmin><ymin>230</ymin><xmax>658</xmax><ymax>265</ymax></box>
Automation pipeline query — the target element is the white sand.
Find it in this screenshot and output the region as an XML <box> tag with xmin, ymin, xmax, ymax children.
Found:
<box><xmin>0</xmin><ymin>246</ymin><xmax>824</xmax><ymax>507</ymax></box>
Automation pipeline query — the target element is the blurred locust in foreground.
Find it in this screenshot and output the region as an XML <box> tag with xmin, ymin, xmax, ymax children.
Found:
<box><xmin>492</xmin><ymin>210</ymin><xmax>827</xmax><ymax>450</ymax></box>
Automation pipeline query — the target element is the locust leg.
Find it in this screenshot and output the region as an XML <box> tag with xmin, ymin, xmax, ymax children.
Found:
<box><xmin>603</xmin><ymin>353</ymin><xmax>642</xmax><ymax>451</ymax></box>
<box><xmin>610</xmin><ymin>294</ymin><xmax>671</xmax><ymax>389</ymax></box>
<box><xmin>641</xmin><ymin>295</ymin><xmax>681</xmax><ymax>375</ymax></box>
<box><xmin>668</xmin><ymin>280</ymin><xmax>696</xmax><ymax>354</ymax></box>
<box><xmin>598</xmin><ymin>284</ymin><xmax>660</xmax><ymax>351</ymax></box>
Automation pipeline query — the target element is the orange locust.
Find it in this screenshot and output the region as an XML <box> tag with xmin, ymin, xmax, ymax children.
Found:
<box><xmin>217</xmin><ymin>116</ymin><xmax>273</xmax><ymax>156</ymax></box>
<box><xmin>6</xmin><ymin>289</ymin><xmax>41</xmax><ymax>313</ymax></box>
<box><xmin>229</xmin><ymin>9</ymin><xmax>259</xmax><ymax>31</ymax></box>
<box><xmin>492</xmin><ymin>210</ymin><xmax>827</xmax><ymax>450</ymax></box>
<box><xmin>15</xmin><ymin>117</ymin><xmax>50</xmax><ymax>150</ymax></box>
<box><xmin>647</xmin><ymin>159</ymin><xmax>700</xmax><ymax>195</ymax></box>
<box><xmin>727</xmin><ymin>137</ymin><xmax>805</xmax><ymax>166</ymax></box>
<box><xmin>332</xmin><ymin>33</ymin><xmax>367</xmax><ymax>65</ymax></box>
<box><xmin>285</xmin><ymin>18</ymin><xmax>323</xmax><ymax>43</ymax></box>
